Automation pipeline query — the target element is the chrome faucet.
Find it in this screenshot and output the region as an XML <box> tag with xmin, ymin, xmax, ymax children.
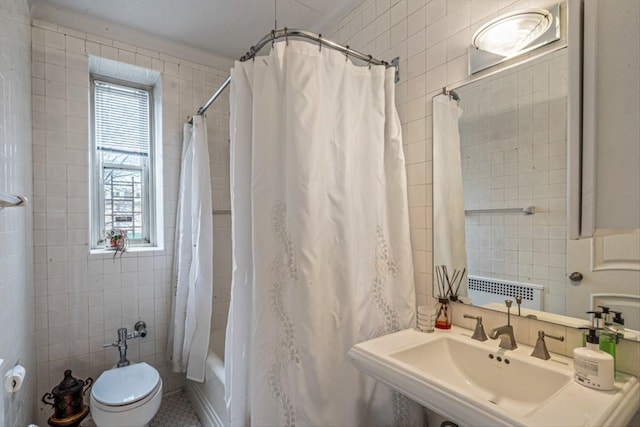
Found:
<box><xmin>103</xmin><ymin>321</ymin><xmax>148</xmax><ymax>367</ymax></box>
<box><xmin>463</xmin><ymin>314</ymin><xmax>488</xmax><ymax>341</ymax></box>
<box><xmin>531</xmin><ymin>330</ymin><xmax>564</xmax><ymax>360</ymax></box>
<box><xmin>489</xmin><ymin>300</ymin><xmax>517</xmax><ymax>350</ymax></box>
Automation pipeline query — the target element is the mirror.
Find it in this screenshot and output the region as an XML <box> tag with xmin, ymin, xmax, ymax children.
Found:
<box><xmin>432</xmin><ymin>47</ymin><xmax>640</xmax><ymax>340</ymax></box>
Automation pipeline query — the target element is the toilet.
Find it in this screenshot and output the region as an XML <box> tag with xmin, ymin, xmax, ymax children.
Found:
<box><xmin>90</xmin><ymin>362</ymin><xmax>163</xmax><ymax>427</ymax></box>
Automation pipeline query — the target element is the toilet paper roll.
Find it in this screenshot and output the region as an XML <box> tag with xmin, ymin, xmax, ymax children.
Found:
<box><xmin>4</xmin><ymin>365</ymin><xmax>26</xmax><ymax>393</ymax></box>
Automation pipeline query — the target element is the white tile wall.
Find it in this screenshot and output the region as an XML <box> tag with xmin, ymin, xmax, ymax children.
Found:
<box><xmin>31</xmin><ymin>19</ymin><xmax>231</xmax><ymax>425</ymax></box>
<box><xmin>0</xmin><ymin>1</ymin><xmax>36</xmax><ymax>425</ymax></box>
<box><xmin>459</xmin><ymin>51</ymin><xmax>568</xmax><ymax>314</ymax></box>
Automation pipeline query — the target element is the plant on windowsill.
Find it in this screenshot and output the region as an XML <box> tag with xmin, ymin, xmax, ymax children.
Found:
<box><xmin>103</xmin><ymin>229</ymin><xmax>127</xmax><ymax>259</ymax></box>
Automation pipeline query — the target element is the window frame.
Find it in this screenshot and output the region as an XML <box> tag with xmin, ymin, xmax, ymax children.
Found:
<box><xmin>90</xmin><ymin>74</ymin><xmax>157</xmax><ymax>249</ymax></box>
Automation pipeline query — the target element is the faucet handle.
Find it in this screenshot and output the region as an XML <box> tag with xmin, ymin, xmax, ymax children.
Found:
<box><xmin>515</xmin><ymin>296</ymin><xmax>522</xmax><ymax>316</ymax></box>
<box><xmin>531</xmin><ymin>330</ymin><xmax>564</xmax><ymax>360</ymax></box>
<box><xmin>464</xmin><ymin>314</ymin><xmax>488</xmax><ymax>341</ymax></box>
<box><xmin>540</xmin><ymin>330</ymin><xmax>564</xmax><ymax>342</ymax></box>
<box><xmin>504</xmin><ymin>300</ymin><xmax>513</xmax><ymax>325</ymax></box>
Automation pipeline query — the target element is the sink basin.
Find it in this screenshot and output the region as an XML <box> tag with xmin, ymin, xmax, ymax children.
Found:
<box><xmin>390</xmin><ymin>335</ymin><xmax>571</xmax><ymax>416</ymax></box>
<box><xmin>349</xmin><ymin>326</ymin><xmax>640</xmax><ymax>426</ymax></box>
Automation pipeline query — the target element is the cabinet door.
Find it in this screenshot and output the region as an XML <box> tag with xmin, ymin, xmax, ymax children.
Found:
<box><xmin>581</xmin><ymin>0</ymin><xmax>640</xmax><ymax>236</ymax></box>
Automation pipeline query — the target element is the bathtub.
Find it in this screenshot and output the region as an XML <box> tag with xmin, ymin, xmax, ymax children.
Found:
<box><xmin>186</xmin><ymin>330</ymin><xmax>229</xmax><ymax>426</ymax></box>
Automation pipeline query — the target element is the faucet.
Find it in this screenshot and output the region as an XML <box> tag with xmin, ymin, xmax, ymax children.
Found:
<box><xmin>103</xmin><ymin>321</ymin><xmax>148</xmax><ymax>367</ymax></box>
<box><xmin>489</xmin><ymin>300</ymin><xmax>517</xmax><ymax>350</ymax></box>
<box><xmin>463</xmin><ymin>314</ymin><xmax>488</xmax><ymax>341</ymax></box>
<box><xmin>531</xmin><ymin>330</ymin><xmax>564</xmax><ymax>360</ymax></box>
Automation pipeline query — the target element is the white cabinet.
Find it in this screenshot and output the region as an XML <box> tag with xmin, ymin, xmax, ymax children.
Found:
<box><xmin>568</xmin><ymin>0</ymin><xmax>640</xmax><ymax>237</ymax></box>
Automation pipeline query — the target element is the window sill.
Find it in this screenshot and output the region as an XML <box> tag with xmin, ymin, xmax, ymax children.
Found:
<box><xmin>89</xmin><ymin>246</ymin><xmax>164</xmax><ymax>256</ymax></box>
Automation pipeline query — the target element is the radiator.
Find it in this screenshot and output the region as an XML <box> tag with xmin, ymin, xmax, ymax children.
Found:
<box><xmin>468</xmin><ymin>275</ymin><xmax>543</xmax><ymax>310</ymax></box>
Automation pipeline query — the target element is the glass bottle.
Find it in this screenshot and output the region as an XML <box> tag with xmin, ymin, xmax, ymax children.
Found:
<box><xmin>435</xmin><ymin>297</ymin><xmax>452</xmax><ymax>330</ymax></box>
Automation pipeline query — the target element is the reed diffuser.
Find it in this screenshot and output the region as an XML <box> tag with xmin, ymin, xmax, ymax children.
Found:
<box><xmin>434</xmin><ymin>265</ymin><xmax>467</xmax><ymax>329</ymax></box>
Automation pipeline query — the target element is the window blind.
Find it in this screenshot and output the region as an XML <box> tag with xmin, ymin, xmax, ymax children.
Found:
<box><xmin>94</xmin><ymin>80</ymin><xmax>150</xmax><ymax>155</ymax></box>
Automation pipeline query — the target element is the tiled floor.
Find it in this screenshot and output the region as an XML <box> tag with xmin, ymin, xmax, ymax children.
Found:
<box><xmin>84</xmin><ymin>390</ymin><xmax>201</xmax><ymax>427</ymax></box>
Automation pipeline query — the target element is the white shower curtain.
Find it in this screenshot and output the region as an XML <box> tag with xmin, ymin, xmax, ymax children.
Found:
<box><xmin>225</xmin><ymin>40</ymin><xmax>421</xmax><ymax>426</ymax></box>
<box><xmin>168</xmin><ymin>115</ymin><xmax>213</xmax><ymax>382</ymax></box>
<box><xmin>433</xmin><ymin>95</ymin><xmax>467</xmax><ymax>277</ymax></box>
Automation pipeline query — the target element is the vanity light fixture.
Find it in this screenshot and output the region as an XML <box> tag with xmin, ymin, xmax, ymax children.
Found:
<box><xmin>469</xmin><ymin>4</ymin><xmax>561</xmax><ymax>74</ymax></box>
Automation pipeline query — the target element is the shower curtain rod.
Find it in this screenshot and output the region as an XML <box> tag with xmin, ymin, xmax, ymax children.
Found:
<box><xmin>193</xmin><ymin>28</ymin><xmax>400</xmax><ymax>117</ymax></box>
<box><xmin>442</xmin><ymin>86</ymin><xmax>460</xmax><ymax>103</ymax></box>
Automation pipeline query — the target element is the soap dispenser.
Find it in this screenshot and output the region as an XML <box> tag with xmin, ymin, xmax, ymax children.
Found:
<box><xmin>611</xmin><ymin>310</ymin><xmax>625</xmax><ymax>333</ymax></box>
<box><xmin>585</xmin><ymin>310</ymin><xmax>619</xmax><ymax>367</ymax></box>
<box><xmin>573</xmin><ymin>328</ymin><xmax>614</xmax><ymax>391</ymax></box>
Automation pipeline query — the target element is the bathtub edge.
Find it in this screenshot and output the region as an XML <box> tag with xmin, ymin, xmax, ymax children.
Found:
<box><xmin>185</xmin><ymin>379</ymin><xmax>224</xmax><ymax>427</ymax></box>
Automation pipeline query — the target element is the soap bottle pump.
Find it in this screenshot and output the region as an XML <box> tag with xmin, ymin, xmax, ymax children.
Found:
<box><xmin>611</xmin><ymin>310</ymin><xmax>625</xmax><ymax>333</ymax></box>
<box><xmin>573</xmin><ymin>327</ymin><xmax>614</xmax><ymax>390</ymax></box>
<box><xmin>586</xmin><ymin>310</ymin><xmax>605</xmax><ymax>328</ymax></box>
<box><xmin>583</xmin><ymin>311</ymin><xmax>605</xmax><ymax>346</ymax></box>
<box><xmin>598</xmin><ymin>305</ymin><xmax>612</xmax><ymax>325</ymax></box>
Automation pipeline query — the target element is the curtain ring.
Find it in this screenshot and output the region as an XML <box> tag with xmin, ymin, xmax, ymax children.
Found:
<box><xmin>345</xmin><ymin>45</ymin><xmax>349</xmax><ymax>62</ymax></box>
<box><xmin>318</xmin><ymin>34</ymin><xmax>322</xmax><ymax>52</ymax></box>
<box><xmin>367</xmin><ymin>54</ymin><xmax>372</xmax><ymax>70</ymax></box>
<box><xmin>271</xmin><ymin>30</ymin><xmax>275</xmax><ymax>48</ymax></box>
<box><xmin>284</xmin><ymin>27</ymin><xmax>289</xmax><ymax>46</ymax></box>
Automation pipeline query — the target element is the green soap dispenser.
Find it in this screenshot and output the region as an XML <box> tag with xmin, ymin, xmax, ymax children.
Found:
<box><xmin>598</xmin><ymin>330</ymin><xmax>617</xmax><ymax>371</ymax></box>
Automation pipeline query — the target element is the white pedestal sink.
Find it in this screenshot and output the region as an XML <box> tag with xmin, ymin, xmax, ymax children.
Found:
<box><xmin>349</xmin><ymin>326</ymin><xmax>640</xmax><ymax>426</ymax></box>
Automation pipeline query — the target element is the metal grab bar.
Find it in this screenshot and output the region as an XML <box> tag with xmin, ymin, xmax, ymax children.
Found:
<box><xmin>0</xmin><ymin>191</ymin><xmax>27</xmax><ymax>210</ymax></box>
<box><xmin>465</xmin><ymin>206</ymin><xmax>535</xmax><ymax>215</ymax></box>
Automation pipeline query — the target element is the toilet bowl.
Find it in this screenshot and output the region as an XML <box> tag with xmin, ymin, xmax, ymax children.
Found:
<box><xmin>90</xmin><ymin>362</ymin><xmax>163</xmax><ymax>427</ymax></box>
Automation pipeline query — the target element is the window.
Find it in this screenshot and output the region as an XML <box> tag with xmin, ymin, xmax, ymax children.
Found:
<box><xmin>90</xmin><ymin>76</ymin><xmax>157</xmax><ymax>248</ymax></box>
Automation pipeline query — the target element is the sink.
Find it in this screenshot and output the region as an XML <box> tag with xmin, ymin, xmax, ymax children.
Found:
<box><xmin>390</xmin><ymin>335</ymin><xmax>571</xmax><ymax>416</ymax></box>
<box><xmin>349</xmin><ymin>326</ymin><xmax>640</xmax><ymax>426</ymax></box>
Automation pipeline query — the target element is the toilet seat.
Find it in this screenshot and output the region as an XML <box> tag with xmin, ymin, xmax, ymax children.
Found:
<box><xmin>92</xmin><ymin>362</ymin><xmax>160</xmax><ymax>407</ymax></box>
<box><xmin>90</xmin><ymin>379</ymin><xmax>162</xmax><ymax>413</ymax></box>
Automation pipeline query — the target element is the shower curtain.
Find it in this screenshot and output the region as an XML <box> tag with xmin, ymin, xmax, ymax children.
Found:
<box><xmin>225</xmin><ymin>40</ymin><xmax>421</xmax><ymax>427</ymax></box>
<box><xmin>168</xmin><ymin>115</ymin><xmax>213</xmax><ymax>382</ymax></box>
<box><xmin>433</xmin><ymin>95</ymin><xmax>467</xmax><ymax>279</ymax></box>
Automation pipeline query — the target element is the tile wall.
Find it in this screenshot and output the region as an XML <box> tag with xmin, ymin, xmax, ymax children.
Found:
<box><xmin>0</xmin><ymin>0</ymin><xmax>35</xmax><ymax>425</ymax></box>
<box><xmin>459</xmin><ymin>50</ymin><xmax>568</xmax><ymax>314</ymax></box>
<box><xmin>30</xmin><ymin>18</ymin><xmax>231</xmax><ymax>425</ymax></box>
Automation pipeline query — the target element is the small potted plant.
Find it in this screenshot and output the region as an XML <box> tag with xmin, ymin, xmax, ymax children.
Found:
<box><xmin>103</xmin><ymin>229</ymin><xmax>127</xmax><ymax>256</ymax></box>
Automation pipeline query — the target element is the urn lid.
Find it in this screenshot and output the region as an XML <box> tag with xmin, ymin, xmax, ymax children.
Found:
<box><xmin>52</xmin><ymin>370</ymin><xmax>84</xmax><ymax>396</ymax></box>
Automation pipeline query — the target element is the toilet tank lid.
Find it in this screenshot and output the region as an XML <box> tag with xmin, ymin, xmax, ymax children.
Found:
<box><xmin>92</xmin><ymin>362</ymin><xmax>160</xmax><ymax>406</ymax></box>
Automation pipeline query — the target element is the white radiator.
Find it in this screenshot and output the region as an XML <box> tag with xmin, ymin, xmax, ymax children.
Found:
<box><xmin>468</xmin><ymin>275</ymin><xmax>543</xmax><ymax>310</ymax></box>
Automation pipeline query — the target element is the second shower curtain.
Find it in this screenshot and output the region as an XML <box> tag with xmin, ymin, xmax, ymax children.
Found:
<box><xmin>225</xmin><ymin>40</ymin><xmax>420</xmax><ymax>426</ymax></box>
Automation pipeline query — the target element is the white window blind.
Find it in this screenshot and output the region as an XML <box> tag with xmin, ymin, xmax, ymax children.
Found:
<box><xmin>94</xmin><ymin>80</ymin><xmax>150</xmax><ymax>155</ymax></box>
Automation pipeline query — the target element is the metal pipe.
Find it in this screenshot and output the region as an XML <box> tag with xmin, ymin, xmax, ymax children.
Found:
<box><xmin>197</xmin><ymin>76</ymin><xmax>231</xmax><ymax>116</ymax></box>
<box><xmin>442</xmin><ymin>86</ymin><xmax>460</xmax><ymax>102</ymax></box>
<box><xmin>240</xmin><ymin>28</ymin><xmax>392</xmax><ymax>67</ymax></box>
<box><xmin>193</xmin><ymin>28</ymin><xmax>400</xmax><ymax>117</ymax></box>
